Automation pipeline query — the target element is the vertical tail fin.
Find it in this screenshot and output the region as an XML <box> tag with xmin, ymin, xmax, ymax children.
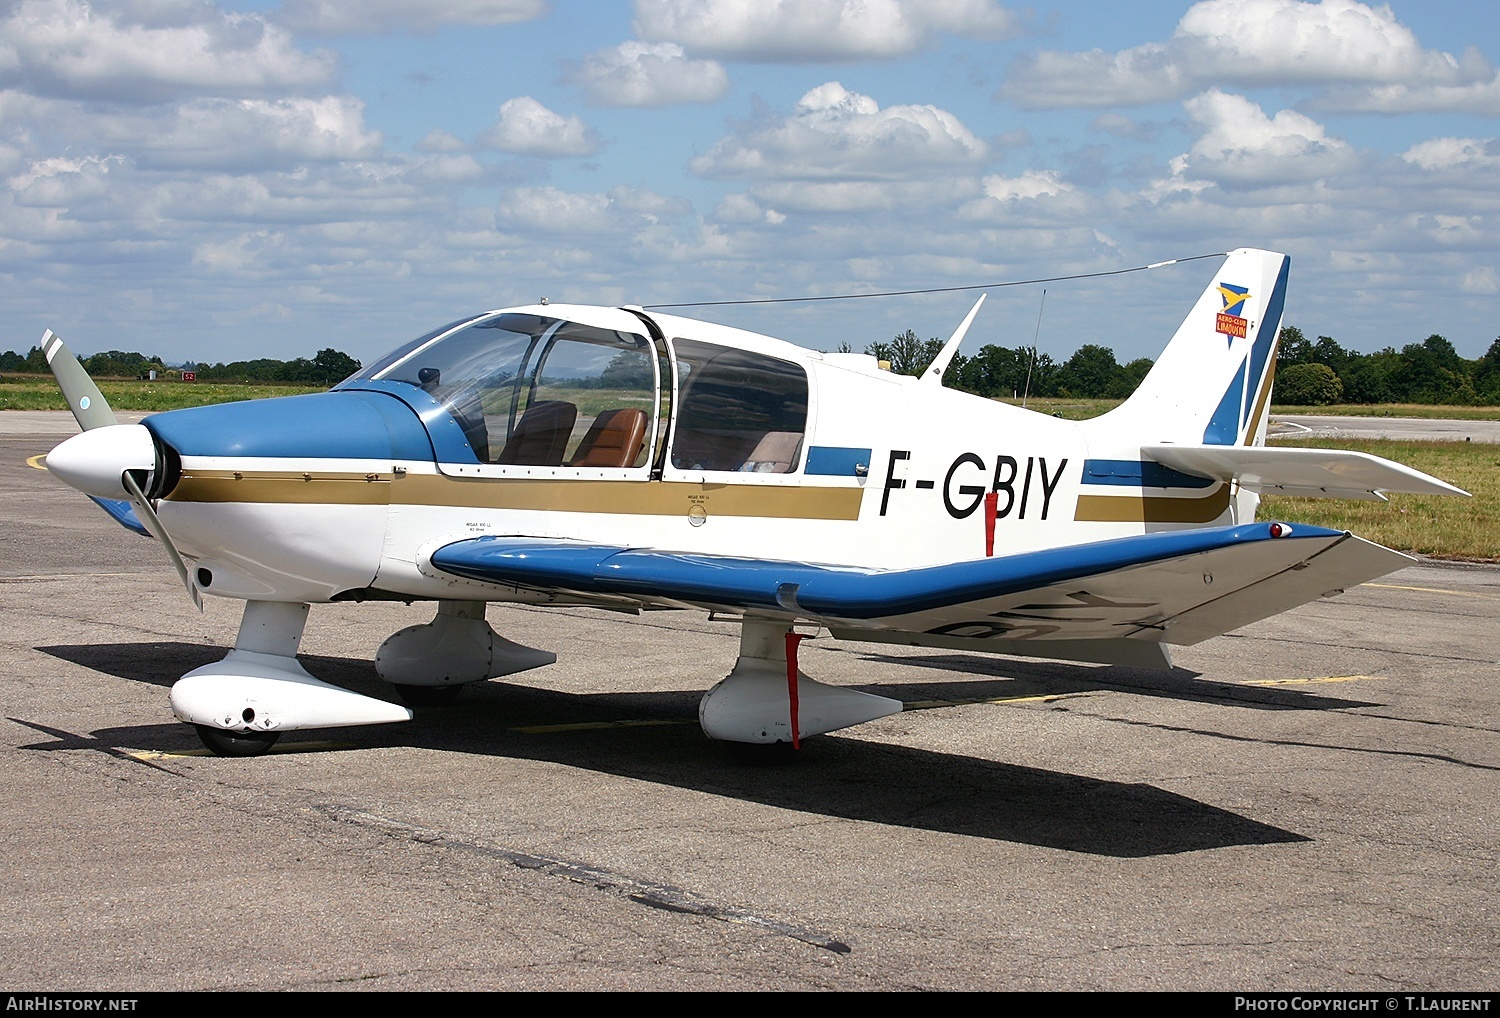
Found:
<box><xmin>1084</xmin><ymin>248</ymin><xmax>1289</xmax><ymax>447</ymax></box>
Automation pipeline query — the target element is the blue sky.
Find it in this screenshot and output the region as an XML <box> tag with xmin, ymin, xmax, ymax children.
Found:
<box><xmin>2</xmin><ymin>0</ymin><xmax>1496</xmax><ymax>369</ymax></box>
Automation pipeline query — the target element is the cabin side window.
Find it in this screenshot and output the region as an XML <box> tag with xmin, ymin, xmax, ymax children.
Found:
<box><xmin>670</xmin><ymin>339</ymin><xmax>807</xmax><ymax>474</ymax></box>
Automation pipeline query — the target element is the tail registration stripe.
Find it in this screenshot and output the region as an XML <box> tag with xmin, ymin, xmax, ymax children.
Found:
<box><xmin>1074</xmin><ymin>485</ymin><xmax>1231</xmax><ymax>524</ymax></box>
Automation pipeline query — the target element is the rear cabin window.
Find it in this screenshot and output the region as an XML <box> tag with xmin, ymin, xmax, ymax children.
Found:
<box><xmin>670</xmin><ymin>339</ymin><xmax>807</xmax><ymax>474</ymax></box>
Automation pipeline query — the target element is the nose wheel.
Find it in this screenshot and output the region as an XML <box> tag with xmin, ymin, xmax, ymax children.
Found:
<box><xmin>194</xmin><ymin>725</ymin><xmax>280</xmax><ymax>757</ymax></box>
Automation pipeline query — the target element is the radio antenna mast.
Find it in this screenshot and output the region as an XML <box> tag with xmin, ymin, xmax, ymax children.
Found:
<box><xmin>1021</xmin><ymin>288</ymin><xmax>1046</xmax><ymax>408</ymax></box>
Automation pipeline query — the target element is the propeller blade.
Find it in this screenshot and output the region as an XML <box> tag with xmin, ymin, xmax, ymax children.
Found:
<box><xmin>121</xmin><ymin>471</ymin><xmax>203</xmax><ymax>612</ymax></box>
<box><xmin>41</xmin><ymin>329</ymin><xmax>118</xmax><ymax>431</ymax></box>
<box><xmin>41</xmin><ymin>329</ymin><xmax>200</xmax><ymax>611</ymax></box>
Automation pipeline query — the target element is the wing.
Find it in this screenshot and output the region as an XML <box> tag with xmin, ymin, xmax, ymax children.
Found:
<box><xmin>429</xmin><ymin>522</ymin><xmax>1410</xmax><ymax>668</ymax></box>
<box><xmin>88</xmin><ymin>496</ymin><xmax>150</xmax><ymax>537</ymax></box>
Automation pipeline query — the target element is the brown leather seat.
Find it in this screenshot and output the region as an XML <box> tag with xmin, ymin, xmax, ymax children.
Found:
<box><xmin>739</xmin><ymin>431</ymin><xmax>802</xmax><ymax>473</ymax></box>
<box><xmin>567</xmin><ymin>408</ymin><xmax>648</xmax><ymax>468</ymax></box>
<box><xmin>495</xmin><ymin>400</ymin><xmax>577</xmax><ymax>465</ymax></box>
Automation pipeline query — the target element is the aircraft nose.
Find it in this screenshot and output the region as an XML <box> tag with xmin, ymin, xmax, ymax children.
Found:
<box><xmin>46</xmin><ymin>423</ymin><xmax>157</xmax><ymax>500</ymax></box>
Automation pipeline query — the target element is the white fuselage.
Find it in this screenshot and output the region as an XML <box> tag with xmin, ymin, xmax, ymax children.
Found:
<box><xmin>150</xmin><ymin>314</ymin><xmax>1246</xmax><ymax>606</ymax></box>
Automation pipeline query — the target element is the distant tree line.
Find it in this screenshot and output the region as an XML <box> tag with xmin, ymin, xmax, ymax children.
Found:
<box><xmin>857</xmin><ymin>326</ymin><xmax>1500</xmax><ymax>405</ymax></box>
<box><xmin>0</xmin><ymin>346</ymin><xmax>362</xmax><ymax>386</ymax></box>
<box><xmin>859</xmin><ymin>329</ymin><xmax>1156</xmax><ymax>400</ymax></box>
<box><xmin>6</xmin><ymin>328</ymin><xmax>1499</xmax><ymax>406</ymax></box>
<box><xmin>1273</xmin><ymin>327</ymin><xmax>1500</xmax><ymax>405</ymax></box>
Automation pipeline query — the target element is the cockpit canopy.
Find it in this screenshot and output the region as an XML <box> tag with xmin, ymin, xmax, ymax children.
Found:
<box><xmin>345</xmin><ymin>309</ymin><xmax>809</xmax><ymax>474</ymax></box>
<box><xmin>350</xmin><ymin>312</ymin><xmax>657</xmax><ymax>467</ymax></box>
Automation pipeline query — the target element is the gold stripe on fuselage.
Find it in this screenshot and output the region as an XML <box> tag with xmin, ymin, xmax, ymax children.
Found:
<box><xmin>171</xmin><ymin>472</ymin><xmax>394</xmax><ymax>505</ymax></box>
<box><xmin>169</xmin><ymin>470</ymin><xmax>865</xmax><ymax>521</ymax></box>
<box><xmin>1073</xmin><ymin>483</ymin><xmax>1231</xmax><ymax>524</ymax></box>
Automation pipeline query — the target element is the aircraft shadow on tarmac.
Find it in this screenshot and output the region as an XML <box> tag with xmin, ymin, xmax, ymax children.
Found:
<box><xmin>27</xmin><ymin>640</ymin><xmax>1346</xmax><ymax>858</ymax></box>
<box><xmin>831</xmin><ymin>646</ymin><xmax>1383</xmax><ymax>711</ymax></box>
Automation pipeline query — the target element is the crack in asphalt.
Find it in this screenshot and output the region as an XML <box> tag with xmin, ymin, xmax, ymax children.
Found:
<box><xmin>314</xmin><ymin>803</ymin><xmax>853</xmax><ymax>955</ymax></box>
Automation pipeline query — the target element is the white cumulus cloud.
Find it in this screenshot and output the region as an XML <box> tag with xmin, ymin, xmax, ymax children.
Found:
<box><xmin>571</xmin><ymin>41</ymin><xmax>728</xmax><ymax>107</ymax></box>
<box><xmin>0</xmin><ymin>0</ymin><xmax>336</xmax><ymax>102</ymax></box>
<box><xmin>690</xmin><ymin>82</ymin><xmax>986</xmax><ymax>181</ymax></box>
<box><xmin>1176</xmin><ymin>90</ymin><xmax>1360</xmax><ymax>187</ymax></box>
<box><xmin>133</xmin><ymin>97</ymin><xmax>384</xmax><ymax>170</ymax></box>
<box><xmin>981</xmin><ymin>169</ymin><xmax>1071</xmax><ymax>201</ymax></box>
<box><xmin>496</xmin><ymin>184</ymin><xmax>682</xmax><ymax>234</ymax></box>
<box><xmin>1000</xmin><ymin>0</ymin><xmax>1495</xmax><ymax>112</ymax></box>
<box><xmin>1402</xmin><ymin>137</ymin><xmax>1500</xmax><ymax>172</ymax></box>
<box><xmin>634</xmin><ymin>0</ymin><xmax>1017</xmax><ymax>62</ymax></box>
<box><xmin>479</xmin><ymin>97</ymin><xmax>600</xmax><ymax>158</ymax></box>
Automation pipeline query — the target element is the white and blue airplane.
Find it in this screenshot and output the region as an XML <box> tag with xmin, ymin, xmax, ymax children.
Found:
<box><xmin>41</xmin><ymin>248</ymin><xmax>1467</xmax><ymax>756</ymax></box>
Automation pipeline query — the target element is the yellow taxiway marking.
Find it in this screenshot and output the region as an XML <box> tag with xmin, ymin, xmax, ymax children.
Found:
<box><xmin>1366</xmin><ymin>583</ymin><xmax>1497</xmax><ymax>600</ymax></box>
<box><xmin>905</xmin><ymin>692</ymin><xmax>1088</xmax><ymax>711</ymax></box>
<box><xmin>27</xmin><ymin>454</ymin><xmax>48</xmax><ymax>470</ymax></box>
<box><xmin>1240</xmin><ymin>675</ymin><xmax>1377</xmax><ymax>687</ymax></box>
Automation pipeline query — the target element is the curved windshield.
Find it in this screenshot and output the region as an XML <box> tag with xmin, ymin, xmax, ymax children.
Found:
<box><xmin>364</xmin><ymin>313</ymin><xmax>655</xmax><ymax>467</ymax></box>
<box><xmin>349</xmin><ymin>314</ymin><xmax>487</xmax><ymax>383</ymax></box>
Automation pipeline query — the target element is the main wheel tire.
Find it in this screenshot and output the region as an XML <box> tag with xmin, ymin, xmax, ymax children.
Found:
<box><xmin>394</xmin><ymin>683</ymin><xmax>464</xmax><ymax>707</ymax></box>
<box><xmin>194</xmin><ymin>725</ymin><xmax>280</xmax><ymax>757</ymax></box>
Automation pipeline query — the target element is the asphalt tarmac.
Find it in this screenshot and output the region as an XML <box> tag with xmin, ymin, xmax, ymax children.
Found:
<box><xmin>2</xmin><ymin>419</ymin><xmax>1496</xmax><ymax>992</ymax></box>
<box><xmin>1273</xmin><ymin>415</ymin><xmax>1500</xmax><ymax>444</ymax></box>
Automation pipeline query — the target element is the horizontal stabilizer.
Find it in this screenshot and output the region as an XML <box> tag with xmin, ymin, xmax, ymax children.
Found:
<box><xmin>1143</xmin><ymin>444</ymin><xmax>1470</xmax><ymax>500</ymax></box>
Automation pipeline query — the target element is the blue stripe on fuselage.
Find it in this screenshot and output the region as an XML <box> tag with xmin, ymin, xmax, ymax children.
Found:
<box><xmin>1081</xmin><ymin>459</ymin><xmax>1216</xmax><ymax>489</ymax></box>
<box><xmin>805</xmin><ymin>446</ymin><xmax>871</xmax><ymax>476</ymax></box>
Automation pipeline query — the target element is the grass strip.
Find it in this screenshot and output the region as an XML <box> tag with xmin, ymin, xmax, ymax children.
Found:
<box><xmin>1261</xmin><ymin>437</ymin><xmax>1498</xmax><ymax>561</ymax></box>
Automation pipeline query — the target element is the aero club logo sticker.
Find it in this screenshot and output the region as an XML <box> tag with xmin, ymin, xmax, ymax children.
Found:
<box><xmin>1215</xmin><ymin>283</ymin><xmax>1251</xmax><ymax>342</ymax></box>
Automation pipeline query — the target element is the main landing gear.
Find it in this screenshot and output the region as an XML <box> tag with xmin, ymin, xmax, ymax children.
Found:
<box><xmin>699</xmin><ymin>619</ymin><xmax>902</xmax><ymax>753</ymax></box>
<box><xmin>171</xmin><ymin>603</ymin><xmax>898</xmax><ymax>759</ymax></box>
<box><xmin>375</xmin><ymin>599</ymin><xmax>556</xmax><ymax>706</ymax></box>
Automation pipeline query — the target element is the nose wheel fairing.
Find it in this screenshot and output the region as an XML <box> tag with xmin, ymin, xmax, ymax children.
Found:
<box><xmin>172</xmin><ymin>601</ymin><xmax>411</xmax><ymax>755</ymax></box>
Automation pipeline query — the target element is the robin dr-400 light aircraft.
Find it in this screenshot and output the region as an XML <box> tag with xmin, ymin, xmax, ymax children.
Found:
<box><xmin>41</xmin><ymin>248</ymin><xmax>1467</xmax><ymax>757</ymax></box>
